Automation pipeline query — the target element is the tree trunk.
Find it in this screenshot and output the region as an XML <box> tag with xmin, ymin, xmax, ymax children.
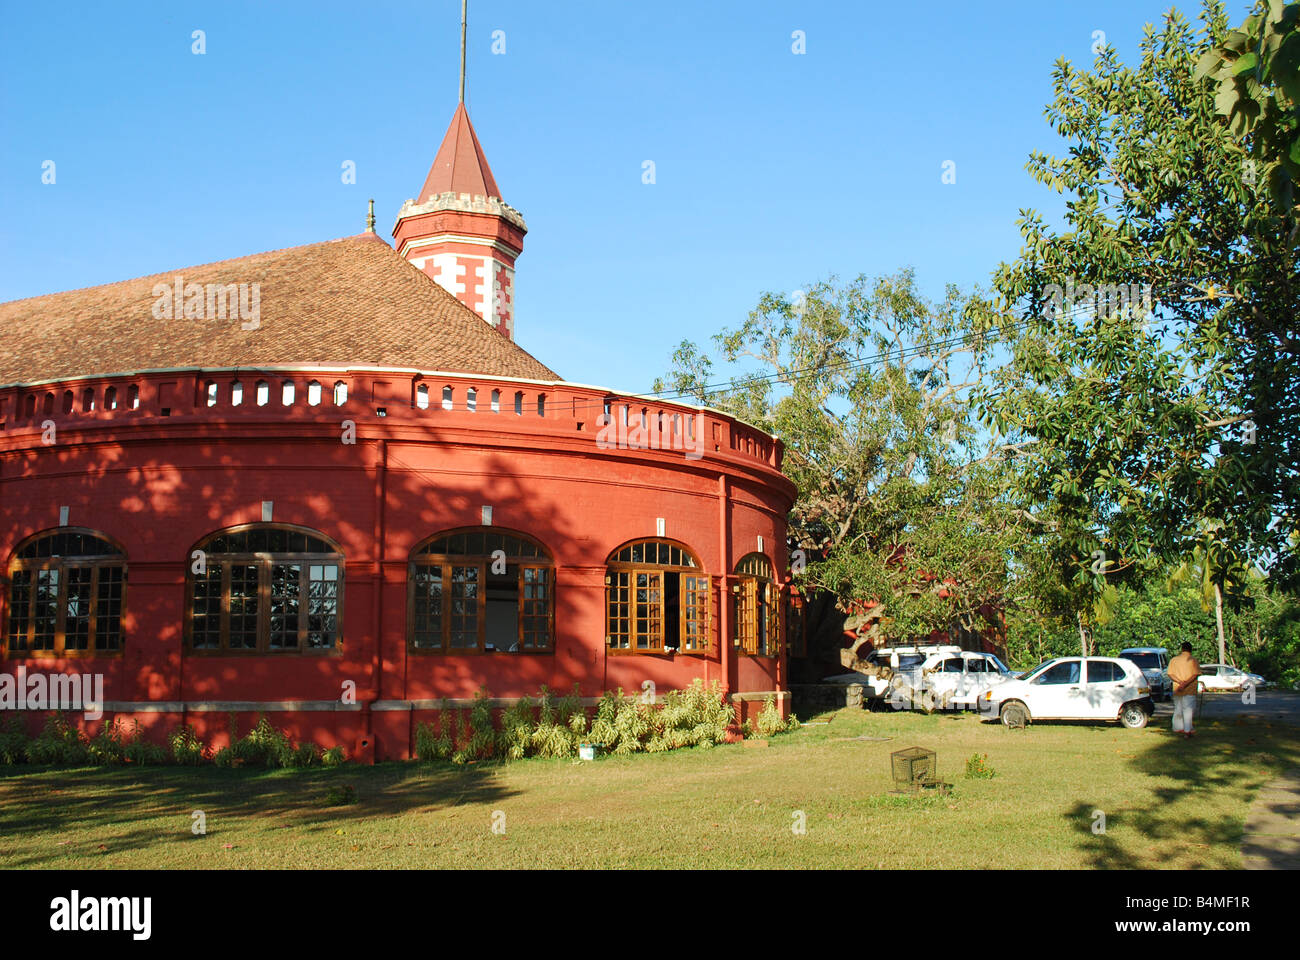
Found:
<box><xmin>1214</xmin><ymin>582</ymin><xmax>1226</xmax><ymax>665</ymax></box>
<box><xmin>1077</xmin><ymin>611</ymin><xmax>1089</xmax><ymax>657</ymax></box>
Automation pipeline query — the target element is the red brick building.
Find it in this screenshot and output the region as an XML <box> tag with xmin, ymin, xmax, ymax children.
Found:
<box><xmin>0</xmin><ymin>104</ymin><xmax>796</xmax><ymax>760</ymax></box>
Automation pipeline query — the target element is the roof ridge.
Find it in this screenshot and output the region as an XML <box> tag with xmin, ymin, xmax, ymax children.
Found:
<box><xmin>0</xmin><ymin>233</ymin><xmax>382</xmax><ymax>308</ymax></box>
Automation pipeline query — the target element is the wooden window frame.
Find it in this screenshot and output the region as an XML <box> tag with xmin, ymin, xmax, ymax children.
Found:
<box><xmin>3</xmin><ymin>528</ymin><xmax>127</xmax><ymax>659</ymax></box>
<box><xmin>734</xmin><ymin>553</ymin><xmax>779</xmax><ymax>658</ymax></box>
<box><xmin>183</xmin><ymin>524</ymin><xmax>344</xmax><ymax>656</ymax></box>
<box><xmin>406</xmin><ymin>527</ymin><xmax>555</xmax><ymax>655</ymax></box>
<box><xmin>605</xmin><ymin>538</ymin><xmax>710</xmax><ymax>656</ymax></box>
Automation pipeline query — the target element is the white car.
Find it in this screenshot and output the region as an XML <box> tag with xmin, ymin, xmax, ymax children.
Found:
<box><xmin>920</xmin><ymin>651</ymin><xmax>1018</xmax><ymax>710</ymax></box>
<box><xmin>826</xmin><ymin>645</ymin><xmax>961</xmax><ymax>700</ymax></box>
<box><xmin>981</xmin><ymin>657</ymin><xmax>1154</xmax><ymax>729</ymax></box>
<box><xmin>1197</xmin><ymin>664</ymin><xmax>1265</xmax><ymax>693</ymax></box>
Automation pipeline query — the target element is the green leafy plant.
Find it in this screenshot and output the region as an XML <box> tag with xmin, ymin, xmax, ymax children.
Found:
<box><xmin>28</xmin><ymin>712</ymin><xmax>88</xmax><ymax>765</ymax></box>
<box><xmin>964</xmin><ymin>753</ymin><xmax>996</xmax><ymax>780</ymax></box>
<box><xmin>0</xmin><ymin>715</ymin><xmax>29</xmax><ymax>764</ymax></box>
<box><xmin>322</xmin><ymin>745</ymin><xmax>346</xmax><ymax>767</ymax></box>
<box><xmin>169</xmin><ymin>724</ymin><xmax>207</xmax><ymax>765</ymax></box>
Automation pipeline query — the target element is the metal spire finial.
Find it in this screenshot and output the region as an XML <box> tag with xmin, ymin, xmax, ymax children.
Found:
<box><xmin>366</xmin><ymin>198</ymin><xmax>375</xmax><ymax>233</ymax></box>
<box><xmin>459</xmin><ymin>0</ymin><xmax>467</xmax><ymax>105</ymax></box>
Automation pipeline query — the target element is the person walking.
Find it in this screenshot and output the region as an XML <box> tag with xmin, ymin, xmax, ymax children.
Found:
<box><xmin>1167</xmin><ymin>641</ymin><xmax>1201</xmax><ymax>738</ymax></box>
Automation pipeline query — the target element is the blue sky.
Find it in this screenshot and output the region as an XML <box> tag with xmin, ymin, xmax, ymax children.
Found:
<box><xmin>0</xmin><ymin>0</ymin><xmax>1236</xmax><ymax>393</ymax></box>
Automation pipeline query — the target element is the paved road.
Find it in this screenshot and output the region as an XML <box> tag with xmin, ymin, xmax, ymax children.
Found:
<box><xmin>1150</xmin><ymin>689</ymin><xmax>1300</xmax><ymax>727</ymax></box>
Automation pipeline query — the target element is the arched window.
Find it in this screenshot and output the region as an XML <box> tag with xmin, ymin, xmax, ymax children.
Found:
<box><xmin>205</xmin><ymin>381</ymin><xmax>218</xmax><ymax>407</ymax></box>
<box><xmin>43</xmin><ymin>393</ymin><xmax>54</xmax><ymax>416</ymax></box>
<box><xmin>734</xmin><ymin>553</ymin><xmax>778</xmax><ymax>657</ymax></box>
<box><xmin>23</xmin><ymin>395</ymin><xmax>36</xmax><ymax>418</ymax></box>
<box><xmin>491</xmin><ymin>389</ymin><xmax>501</xmax><ymax>413</ymax></box>
<box><xmin>514</xmin><ymin>391</ymin><xmax>523</xmax><ymax>415</ymax></box>
<box><xmin>442</xmin><ymin>386</ymin><xmax>454</xmax><ymax>411</ymax></box>
<box><xmin>605</xmin><ymin>539</ymin><xmax>709</xmax><ymax>653</ymax></box>
<box><xmin>61</xmin><ymin>391</ymin><xmax>74</xmax><ymax>414</ymax></box>
<box><xmin>81</xmin><ymin>389</ymin><xmax>95</xmax><ymax>412</ymax></box>
<box><xmin>129</xmin><ymin>385</ymin><xmax>140</xmax><ymax>410</ymax></box>
<box><xmin>415</xmin><ymin>384</ymin><xmax>429</xmax><ymax>409</ymax></box>
<box><xmin>467</xmin><ymin>388</ymin><xmax>477</xmax><ymax>412</ymax></box>
<box><xmin>408</xmin><ymin>528</ymin><xmax>553</xmax><ymax>653</ymax></box>
<box><xmin>231</xmin><ymin>381</ymin><xmax>244</xmax><ymax>406</ymax></box>
<box><xmin>186</xmin><ymin>524</ymin><xmax>343</xmax><ymax>654</ymax></box>
<box><xmin>104</xmin><ymin>387</ymin><xmax>118</xmax><ymax>411</ymax></box>
<box><xmin>307</xmin><ymin>381</ymin><xmax>322</xmax><ymax>406</ymax></box>
<box><xmin>281</xmin><ymin>381</ymin><xmax>295</xmax><ymax>406</ymax></box>
<box><xmin>256</xmin><ymin>380</ymin><xmax>269</xmax><ymax>406</ymax></box>
<box><xmin>537</xmin><ymin>394</ymin><xmax>546</xmax><ymax>416</ymax></box>
<box><xmin>333</xmin><ymin>381</ymin><xmax>348</xmax><ymax>405</ymax></box>
<box><xmin>4</xmin><ymin>529</ymin><xmax>126</xmax><ymax>657</ymax></box>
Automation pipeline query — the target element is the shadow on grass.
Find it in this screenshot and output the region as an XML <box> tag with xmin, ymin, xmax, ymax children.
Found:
<box><xmin>1065</xmin><ymin>715</ymin><xmax>1300</xmax><ymax>869</ymax></box>
<box><xmin>0</xmin><ymin>760</ymin><xmax>517</xmax><ymax>868</ymax></box>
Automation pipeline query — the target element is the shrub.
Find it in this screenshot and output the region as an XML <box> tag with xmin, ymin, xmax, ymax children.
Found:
<box><xmin>467</xmin><ymin>687</ymin><xmax>499</xmax><ymax>760</ymax></box>
<box><xmin>85</xmin><ymin>720</ymin><xmax>126</xmax><ymax>765</ymax></box>
<box><xmin>499</xmin><ymin>696</ymin><xmax>535</xmax><ymax>760</ymax></box>
<box><xmin>964</xmin><ymin>753</ymin><xmax>996</xmax><ymax>780</ymax></box>
<box><xmin>28</xmin><ymin>712</ymin><xmax>88</xmax><ymax>765</ymax></box>
<box><xmin>322</xmin><ymin>745</ymin><xmax>346</xmax><ymax>767</ymax></box>
<box><xmin>124</xmin><ymin>723</ymin><xmax>168</xmax><ymax>766</ymax></box>
<box><xmin>754</xmin><ymin>696</ymin><xmax>794</xmax><ymax>738</ymax></box>
<box><xmin>170</xmin><ymin>725</ymin><xmax>206</xmax><ymax>766</ymax></box>
<box><xmin>0</xmin><ymin>715</ymin><xmax>29</xmax><ymax>764</ymax></box>
<box><xmin>230</xmin><ymin>714</ymin><xmax>295</xmax><ymax>768</ymax></box>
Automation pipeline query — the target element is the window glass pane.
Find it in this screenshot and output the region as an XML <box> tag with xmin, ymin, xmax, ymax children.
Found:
<box><xmin>269</xmin><ymin>563</ymin><xmax>302</xmax><ymax>649</ymax></box>
<box><xmin>32</xmin><ymin>569</ymin><xmax>60</xmax><ymax>651</ymax></box>
<box><xmin>1036</xmin><ymin>660</ymin><xmax>1081</xmax><ymax>685</ymax></box>
<box><xmin>64</xmin><ymin>567</ymin><xmax>94</xmax><ymax>651</ymax></box>
<box><xmin>449</xmin><ymin>566</ymin><xmax>479</xmax><ymax>648</ymax></box>
<box><xmin>307</xmin><ymin>564</ymin><xmax>339</xmax><ymax>648</ymax></box>
<box><xmin>412</xmin><ymin>565</ymin><xmax>444</xmax><ymax>649</ymax></box>
<box><xmin>634</xmin><ymin>571</ymin><xmax>662</xmax><ymax>649</ymax></box>
<box><xmin>521</xmin><ymin>567</ymin><xmax>551</xmax><ymax>649</ymax></box>
<box><xmin>606</xmin><ymin>570</ymin><xmax>630</xmax><ymax>649</ymax></box>
<box><xmin>228</xmin><ymin>564</ymin><xmax>260</xmax><ymax>649</ymax></box>
<box><xmin>7</xmin><ymin>570</ymin><xmax>32</xmax><ymax>650</ymax></box>
<box><xmin>191</xmin><ymin>567</ymin><xmax>222</xmax><ymax>649</ymax></box>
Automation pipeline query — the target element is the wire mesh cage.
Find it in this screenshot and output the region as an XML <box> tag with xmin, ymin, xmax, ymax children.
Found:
<box><xmin>891</xmin><ymin>746</ymin><xmax>936</xmax><ymax>786</ymax></box>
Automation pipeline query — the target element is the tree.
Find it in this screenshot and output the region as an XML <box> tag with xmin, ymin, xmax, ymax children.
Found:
<box><xmin>966</xmin><ymin>0</ymin><xmax>1299</xmax><ymax>624</ymax></box>
<box><xmin>655</xmin><ymin>270</ymin><xmax>1034</xmax><ymax>667</ymax></box>
<box><xmin>1197</xmin><ymin>0</ymin><xmax>1300</xmax><ymax>213</ymax></box>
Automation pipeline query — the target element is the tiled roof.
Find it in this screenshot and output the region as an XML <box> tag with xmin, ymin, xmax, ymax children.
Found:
<box><xmin>0</xmin><ymin>232</ymin><xmax>559</xmax><ymax>386</ymax></box>
<box><xmin>417</xmin><ymin>103</ymin><xmax>502</xmax><ymax>202</ymax></box>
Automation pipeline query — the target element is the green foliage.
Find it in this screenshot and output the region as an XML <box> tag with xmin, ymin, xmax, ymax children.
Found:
<box><xmin>1197</xmin><ymin>0</ymin><xmax>1300</xmax><ymax>207</ymax></box>
<box><xmin>967</xmin><ymin>0</ymin><xmax>1299</xmax><ymax>619</ymax></box>
<box><xmin>415</xmin><ymin>719</ymin><xmax>455</xmax><ymax>761</ymax></box>
<box><xmin>0</xmin><ymin>715</ymin><xmax>29</xmax><ymax>764</ymax></box>
<box><xmin>754</xmin><ymin>696</ymin><xmax>795</xmax><ymax>737</ymax></box>
<box><xmin>657</xmin><ymin>270</ymin><xmax>1037</xmax><ymax>658</ymax></box>
<box><xmin>964</xmin><ymin>753</ymin><xmax>996</xmax><ymax>780</ymax></box>
<box><xmin>322</xmin><ymin>745</ymin><xmax>346</xmax><ymax>767</ymax></box>
<box><xmin>170</xmin><ymin>725</ymin><xmax>206</xmax><ymax>765</ymax></box>
<box><xmin>229</xmin><ymin>714</ymin><xmax>295</xmax><ymax>769</ymax></box>
<box><xmin>28</xmin><ymin>713</ymin><xmax>88</xmax><ymax>766</ymax></box>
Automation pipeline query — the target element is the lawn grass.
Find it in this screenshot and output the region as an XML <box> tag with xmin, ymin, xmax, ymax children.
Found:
<box><xmin>1</xmin><ymin>707</ymin><xmax>1294</xmax><ymax>869</ymax></box>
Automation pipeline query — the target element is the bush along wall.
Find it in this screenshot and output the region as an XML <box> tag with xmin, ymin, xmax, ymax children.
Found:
<box><xmin>0</xmin><ymin>712</ymin><xmax>347</xmax><ymax>769</ymax></box>
<box><xmin>0</xmin><ymin>681</ymin><xmax>799</xmax><ymax>769</ymax></box>
<box><xmin>414</xmin><ymin>680</ymin><xmax>799</xmax><ymax>763</ymax></box>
